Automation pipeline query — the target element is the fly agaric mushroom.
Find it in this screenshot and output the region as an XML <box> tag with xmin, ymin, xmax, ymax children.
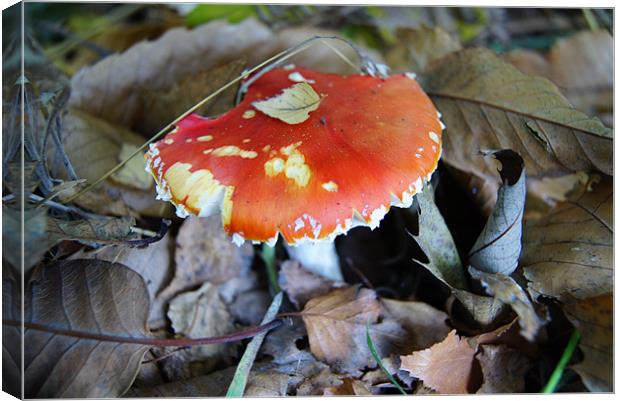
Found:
<box><xmin>146</xmin><ymin>66</ymin><xmax>443</xmax><ymax>280</ymax></box>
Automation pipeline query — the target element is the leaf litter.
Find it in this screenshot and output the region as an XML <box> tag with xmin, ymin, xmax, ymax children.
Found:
<box><xmin>4</xmin><ymin>7</ymin><xmax>613</xmax><ymax>398</ymax></box>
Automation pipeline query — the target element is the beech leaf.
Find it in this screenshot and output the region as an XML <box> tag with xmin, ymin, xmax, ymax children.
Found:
<box><xmin>412</xmin><ymin>184</ymin><xmax>468</xmax><ymax>289</ymax></box>
<box><xmin>252</xmin><ymin>82</ymin><xmax>322</xmax><ymax>124</ymax></box>
<box><xmin>468</xmin><ymin>267</ymin><xmax>543</xmax><ymax>342</ymax></box>
<box><xmin>301</xmin><ymin>286</ymin><xmax>405</xmax><ymax>374</ymax></box>
<box><xmin>468</xmin><ymin>150</ymin><xmax>526</xmax><ymax>275</ymax></box>
<box><xmin>521</xmin><ymin>177</ymin><xmax>612</xmax><ymax>301</ymax></box>
<box><xmin>400</xmin><ymin>330</ymin><xmax>476</xmax><ymax>394</ymax></box>
<box><xmin>3</xmin><ymin>259</ymin><xmax>151</xmax><ymax>398</ymax></box>
<box><xmin>425</xmin><ymin>48</ymin><xmax>612</xmax><ymax>179</ymax></box>
<box><xmin>564</xmin><ymin>294</ymin><xmax>612</xmax><ymax>392</ymax></box>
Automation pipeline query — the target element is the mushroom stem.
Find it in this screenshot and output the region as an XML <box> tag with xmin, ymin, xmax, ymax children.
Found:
<box><xmin>285</xmin><ymin>241</ymin><xmax>343</xmax><ymax>282</ymax></box>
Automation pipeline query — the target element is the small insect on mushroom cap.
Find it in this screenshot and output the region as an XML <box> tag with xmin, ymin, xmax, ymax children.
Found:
<box><xmin>146</xmin><ymin>67</ymin><xmax>444</xmax><ymax>246</ymax></box>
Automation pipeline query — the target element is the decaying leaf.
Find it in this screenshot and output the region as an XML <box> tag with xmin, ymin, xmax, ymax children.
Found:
<box><xmin>382</xmin><ymin>298</ymin><xmax>451</xmax><ymax>352</ymax></box>
<box><xmin>53</xmin><ymin>108</ymin><xmax>149</xmax><ymax>188</ymax></box>
<box><xmin>111</xmin><ymin>143</ymin><xmax>153</xmax><ymax>190</ymax></box>
<box><xmin>2</xmin><ymin>206</ymin><xmax>54</xmax><ymax>272</ymax></box>
<box><xmin>468</xmin><ymin>150</ymin><xmax>525</xmax><ymax>275</ymax></box>
<box><xmin>412</xmin><ymin>184</ymin><xmax>468</xmax><ymax>290</ymax></box>
<box><xmin>521</xmin><ymin>177</ymin><xmax>612</xmax><ymax>301</ymax></box>
<box><xmin>69</xmin><ymin>235</ymin><xmax>173</xmax><ymax>325</ymax></box>
<box><xmin>468</xmin><ymin>268</ymin><xmax>543</xmax><ymax>342</ymax></box>
<box><xmin>156</xmin><ymin>215</ymin><xmax>254</xmax><ymax>304</ymax></box>
<box><xmin>138</xmin><ymin>59</ymin><xmax>246</xmax><ymax>134</ymax></box>
<box><xmin>165</xmin><ymin>282</ymin><xmax>237</xmax><ymax>378</ymax></box>
<box><xmin>424</xmin><ymin>48</ymin><xmax>612</xmax><ymax>212</ymax></box>
<box><xmin>301</xmin><ymin>286</ymin><xmax>405</xmax><ymax>374</ymax></box>
<box><xmin>5</xmin><ymin>259</ymin><xmax>152</xmax><ymax>398</ymax></box>
<box><xmin>252</xmin><ymin>82</ymin><xmax>322</xmax><ymax>124</ymax></box>
<box><xmin>68</xmin><ymin>18</ymin><xmax>376</xmax><ymax>133</ymax></box>
<box><xmin>279</xmin><ymin>260</ymin><xmax>344</xmax><ymax>308</ymax></box>
<box><xmin>563</xmin><ymin>294</ymin><xmax>612</xmax><ymax>392</ymax></box>
<box><xmin>47</xmin><ymin>215</ymin><xmax>136</xmax><ymax>243</ymax></box>
<box><xmin>323</xmin><ymin>378</ymin><xmax>373</xmax><ymax>395</ymax></box>
<box><xmin>504</xmin><ymin>31</ymin><xmax>613</xmax><ymax>126</ymax></box>
<box><xmin>386</xmin><ymin>25</ymin><xmax>462</xmax><ymax>73</ymax></box>
<box><xmin>476</xmin><ymin>344</ymin><xmax>531</xmax><ymax>393</ymax></box>
<box><xmin>400</xmin><ymin>319</ymin><xmax>534</xmax><ymax>394</ymax></box>
<box><xmin>412</xmin><ymin>184</ymin><xmax>506</xmax><ymax>328</ymax></box>
<box><xmin>400</xmin><ymin>330</ymin><xmax>477</xmax><ymax>394</ymax></box>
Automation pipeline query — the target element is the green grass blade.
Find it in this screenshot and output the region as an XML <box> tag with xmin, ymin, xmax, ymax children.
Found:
<box><xmin>542</xmin><ymin>330</ymin><xmax>581</xmax><ymax>393</ymax></box>
<box><xmin>366</xmin><ymin>322</ymin><xmax>407</xmax><ymax>395</ymax></box>
<box><xmin>261</xmin><ymin>244</ymin><xmax>280</xmax><ymax>294</ymax></box>
<box><xmin>226</xmin><ymin>292</ymin><xmax>283</xmax><ymax>397</ymax></box>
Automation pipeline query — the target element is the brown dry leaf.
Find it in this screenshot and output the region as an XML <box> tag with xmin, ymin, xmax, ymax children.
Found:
<box><xmin>273</xmin><ymin>25</ymin><xmax>384</xmax><ymax>75</ymax></box>
<box><xmin>400</xmin><ymin>319</ymin><xmax>535</xmax><ymax>394</ymax></box>
<box><xmin>262</xmin><ymin>318</ymin><xmax>315</xmax><ymax>366</ymax></box>
<box><xmin>521</xmin><ymin>177</ymin><xmax>612</xmax><ymax>302</ymax></box>
<box><xmin>424</xmin><ymin>48</ymin><xmax>612</xmax><ymax>210</ymax></box>
<box><xmin>413</xmin><ymin>184</ymin><xmax>507</xmax><ymax>328</ymax></box>
<box><xmin>128</xmin><ymin>360</ymin><xmax>324</xmax><ymax>397</ymax></box>
<box><xmin>4</xmin><ymin>259</ymin><xmax>152</xmax><ymax>398</ymax></box>
<box><xmin>468</xmin><ymin>268</ymin><xmax>544</xmax><ymax>342</ymax></box>
<box><xmin>400</xmin><ymin>330</ymin><xmax>477</xmax><ymax>394</ymax></box>
<box><xmin>155</xmin><ymin>216</ymin><xmax>254</xmax><ymax>305</ymax></box>
<box><xmin>382</xmin><ymin>298</ymin><xmax>450</xmax><ymax>352</ymax></box>
<box><xmin>137</xmin><ymin>59</ymin><xmax>245</xmax><ymax>134</ymax></box>
<box><xmin>47</xmin><ymin>215</ymin><xmax>136</xmax><ymax>243</ymax></box>
<box><xmin>54</xmin><ymin>108</ymin><xmax>149</xmax><ymax>188</ymax></box>
<box><xmin>69</xmin><ymin>235</ymin><xmax>173</xmax><ymax>325</ymax></box>
<box><xmin>502</xmin><ymin>49</ymin><xmax>550</xmax><ymax>78</ymax></box>
<box><xmin>295</xmin><ymin>367</ymin><xmax>346</xmax><ymax>396</ymax></box>
<box><xmin>476</xmin><ymin>344</ymin><xmax>531</xmax><ymax>393</ymax></box>
<box><xmin>564</xmin><ymin>294</ymin><xmax>612</xmax><ymax>392</ymax></box>
<box><xmin>111</xmin><ymin>143</ymin><xmax>153</xmax><ymax>190</ymax></box>
<box><xmin>161</xmin><ymin>282</ymin><xmax>236</xmax><ymax>380</ymax></box>
<box><xmin>386</xmin><ymin>26</ymin><xmax>462</xmax><ymax>73</ymax></box>
<box><xmin>279</xmin><ymin>260</ymin><xmax>344</xmax><ymax>308</ymax></box>
<box><xmin>549</xmin><ymin>31</ymin><xmax>613</xmax><ymax>120</ymax></box>
<box><xmin>68</xmin><ymin>19</ymin><xmax>381</xmax><ymax>134</ymax></box>
<box><xmin>412</xmin><ymin>184</ymin><xmax>468</xmax><ymax>290</ymax></box>
<box><xmin>301</xmin><ymin>285</ymin><xmax>405</xmax><ymax>374</ymax></box>
<box><xmin>68</xmin><ymin>18</ymin><xmax>277</xmax><ymax>131</ymax></box>
<box><xmin>323</xmin><ymin>378</ymin><xmax>373</xmax><ymax>395</ymax></box>
<box><xmin>228</xmin><ymin>289</ymin><xmax>271</xmax><ymax>326</ymax></box>
<box><xmin>504</xmin><ymin>31</ymin><xmax>613</xmax><ymax>124</ymax></box>
<box><xmin>2</xmin><ymin>206</ymin><xmax>54</xmax><ymax>272</ymax></box>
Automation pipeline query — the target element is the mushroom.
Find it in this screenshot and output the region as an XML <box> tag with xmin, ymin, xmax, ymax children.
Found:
<box><xmin>145</xmin><ymin>66</ymin><xmax>443</xmax><ymax>281</ymax></box>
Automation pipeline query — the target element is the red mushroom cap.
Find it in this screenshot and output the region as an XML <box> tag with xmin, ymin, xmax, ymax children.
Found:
<box><xmin>146</xmin><ymin>67</ymin><xmax>443</xmax><ymax>246</ymax></box>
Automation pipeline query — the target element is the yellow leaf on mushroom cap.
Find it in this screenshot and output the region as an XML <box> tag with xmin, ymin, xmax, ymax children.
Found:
<box><xmin>252</xmin><ymin>82</ymin><xmax>322</xmax><ymax>124</ymax></box>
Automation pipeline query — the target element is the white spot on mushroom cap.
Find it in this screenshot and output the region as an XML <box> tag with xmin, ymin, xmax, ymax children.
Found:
<box><xmin>212</xmin><ymin>145</ymin><xmax>257</xmax><ymax>159</ymax></box>
<box><xmin>283</xmin><ymin>64</ymin><xmax>296</xmax><ymax>71</ymax></box>
<box><xmin>242</xmin><ymin>110</ymin><xmax>256</xmax><ymax>119</ymax></box>
<box><xmin>321</xmin><ymin>181</ymin><xmax>338</xmax><ymax>192</ymax></box>
<box><xmin>429</xmin><ymin>131</ymin><xmax>440</xmax><ymax>144</ymax></box>
<box><xmin>197</xmin><ymin>135</ymin><xmax>213</xmax><ymax>142</ymax></box>
<box><xmin>232</xmin><ymin>233</ymin><xmax>245</xmax><ymax>247</ymax></box>
<box><xmin>405</xmin><ymin>72</ymin><xmax>417</xmax><ymax>79</ymax></box>
<box><xmin>288</xmin><ymin>71</ymin><xmax>316</xmax><ymax>84</ymax></box>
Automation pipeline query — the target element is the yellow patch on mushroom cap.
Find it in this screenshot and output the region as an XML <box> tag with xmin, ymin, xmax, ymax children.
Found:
<box><xmin>263</xmin><ymin>143</ymin><xmax>312</xmax><ymax>187</ymax></box>
<box><xmin>264</xmin><ymin>157</ymin><xmax>285</xmax><ymax>177</ymax></box>
<box><xmin>221</xmin><ymin>186</ymin><xmax>234</xmax><ymax>227</ymax></box>
<box><xmin>164</xmin><ymin>138</ymin><xmax>174</xmax><ymax>145</ymax></box>
<box><xmin>197</xmin><ymin>135</ymin><xmax>213</xmax><ymax>142</ymax></box>
<box><xmin>212</xmin><ymin>145</ymin><xmax>258</xmax><ymax>159</ymax></box>
<box><xmin>164</xmin><ymin>162</ymin><xmax>234</xmax><ymax>218</ymax></box>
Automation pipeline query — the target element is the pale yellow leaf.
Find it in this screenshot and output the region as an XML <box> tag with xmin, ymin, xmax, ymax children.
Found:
<box><xmin>252</xmin><ymin>82</ymin><xmax>322</xmax><ymax>124</ymax></box>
